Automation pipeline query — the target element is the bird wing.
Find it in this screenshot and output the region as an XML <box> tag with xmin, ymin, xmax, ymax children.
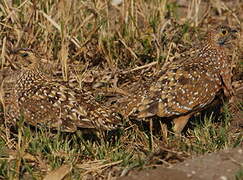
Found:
<box><xmin>18</xmin><ymin>80</ymin><xmax>120</xmax><ymax>132</ymax></box>
<box><xmin>138</xmin><ymin>58</ymin><xmax>222</xmax><ymax>118</ymax></box>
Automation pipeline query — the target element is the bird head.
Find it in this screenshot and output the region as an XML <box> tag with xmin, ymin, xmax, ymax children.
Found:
<box><xmin>10</xmin><ymin>48</ymin><xmax>57</xmax><ymax>76</ymax></box>
<box><xmin>208</xmin><ymin>25</ymin><xmax>238</xmax><ymax>47</ymax></box>
<box><xmin>10</xmin><ymin>48</ymin><xmax>39</xmax><ymax>69</ymax></box>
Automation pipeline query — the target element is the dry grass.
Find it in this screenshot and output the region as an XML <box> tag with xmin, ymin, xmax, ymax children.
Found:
<box><xmin>0</xmin><ymin>0</ymin><xmax>242</xmax><ymax>179</ymax></box>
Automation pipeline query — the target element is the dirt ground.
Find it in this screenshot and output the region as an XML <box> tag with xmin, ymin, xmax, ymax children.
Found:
<box><xmin>119</xmin><ymin>147</ymin><xmax>243</xmax><ymax>180</ymax></box>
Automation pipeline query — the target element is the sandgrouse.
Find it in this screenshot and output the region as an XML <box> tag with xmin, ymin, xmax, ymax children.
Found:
<box><xmin>136</xmin><ymin>25</ymin><xmax>238</xmax><ymax>134</ymax></box>
<box><xmin>1</xmin><ymin>48</ymin><xmax>121</xmax><ymax>132</ymax></box>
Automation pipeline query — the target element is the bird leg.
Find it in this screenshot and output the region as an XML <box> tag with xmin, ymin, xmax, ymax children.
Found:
<box><xmin>160</xmin><ymin>121</ymin><xmax>168</xmax><ymax>142</ymax></box>
<box><xmin>173</xmin><ymin>114</ymin><xmax>191</xmax><ymax>134</ymax></box>
<box><xmin>220</xmin><ymin>70</ymin><xmax>235</xmax><ymax>97</ymax></box>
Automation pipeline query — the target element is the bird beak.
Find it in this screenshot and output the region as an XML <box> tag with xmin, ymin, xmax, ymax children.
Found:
<box><xmin>230</xmin><ymin>29</ymin><xmax>238</xmax><ymax>33</ymax></box>
<box><xmin>230</xmin><ymin>28</ymin><xmax>239</xmax><ymax>40</ymax></box>
<box><xmin>9</xmin><ymin>49</ymin><xmax>17</xmax><ymax>54</ymax></box>
<box><xmin>7</xmin><ymin>49</ymin><xmax>21</xmax><ymax>70</ymax></box>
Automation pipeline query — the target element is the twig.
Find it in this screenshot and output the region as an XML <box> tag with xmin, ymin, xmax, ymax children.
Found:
<box><xmin>40</xmin><ymin>10</ymin><xmax>81</xmax><ymax>48</ymax></box>
<box><xmin>117</xmin><ymin>31</ymin><xmax>138</xmax><ymax>60</ymax></box>
<box><xmin>122</xmin><ymin>61</ymin><xmax>157</xmax><ymax>74</ymax></box>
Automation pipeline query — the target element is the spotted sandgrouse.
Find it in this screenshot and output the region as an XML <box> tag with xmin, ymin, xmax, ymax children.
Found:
<box><xmin>136</xmin><ymin>25</ymin><xmax>238</xmax><ymax>134</ymax></box>
<box><xmin>1</xmin><ymin>48</ymin><xmax>121</xmax><ymax>132</ymax></box>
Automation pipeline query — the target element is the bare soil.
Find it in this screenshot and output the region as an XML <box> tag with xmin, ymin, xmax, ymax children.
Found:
<box><xmin>119</xmin><ymin>147</ymin><xmax>243</xmax><ymax>180</ymax></box>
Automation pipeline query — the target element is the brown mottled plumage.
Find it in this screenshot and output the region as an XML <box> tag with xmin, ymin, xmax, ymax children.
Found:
<box><xmin>1</xmin><ymin>48</ymin><xmax>121</xmax><ymax>132</ymax></box>
<box><xmin>136</xmin><ymin>25</ymin><xmax>238</xmax><ymax>133</ymax></box>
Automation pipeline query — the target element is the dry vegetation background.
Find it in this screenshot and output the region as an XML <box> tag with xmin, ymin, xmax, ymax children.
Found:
<box><xmin>0</xmin><ymin>0</ymin><xmax>242</xmax><ymax>179</ymax></box>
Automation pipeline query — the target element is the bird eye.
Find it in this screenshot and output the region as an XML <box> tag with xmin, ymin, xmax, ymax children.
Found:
<box><xmin>221</xmin><ymin>29</ymin><xmax>228</xmax><ymax>35</ymax></box>
<box><xmin>21</xmin><ymin>53</ymin><xmax>29</xmax><ymax>57</ymax></box>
